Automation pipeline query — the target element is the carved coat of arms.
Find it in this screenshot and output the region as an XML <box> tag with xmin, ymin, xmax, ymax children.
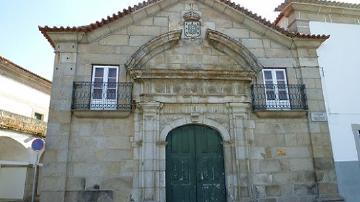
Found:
<box><xmin>184</xmin><ymin>21</ymin><xmax>201</xmax><ymax>38</ymax></box>
<box><xmin>183</xmin><ymin>7</ymin><xmax>201</xmax><ymax>39</ymax></box>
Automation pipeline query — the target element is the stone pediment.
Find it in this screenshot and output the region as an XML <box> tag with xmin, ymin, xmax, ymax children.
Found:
<box><xmin>39</xmin><ymin>0</ymin><xmax>329</xmax><ymax>49</ymax></box>
<box><xmin>126</xmin><ymin>28</ymin><xmax>262</xmax><ymax>78</ymax></box>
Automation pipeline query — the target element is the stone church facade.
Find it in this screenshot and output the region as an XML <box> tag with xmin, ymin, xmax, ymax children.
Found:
<box><xmin>39</xmin><ymin>0</ymin><xmax>343</xmax><ymax>201</ymax></box>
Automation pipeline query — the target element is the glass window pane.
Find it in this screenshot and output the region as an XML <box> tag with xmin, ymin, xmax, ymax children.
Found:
<box><xmin>276</xmin><ymin>71</ymin><xmax>285</xmax><ymax>80</ymax></box>
<box><xmin>107</xmin><ymin>89</ymin><xmax>116</xmax><ymax>99</ymax></box>
<box><xmin>278</xmin><ymin>91</ymin><xmax>288</xmax><ymax>100</ymax></box>
<box><xmin>108</xmin><ymin>78</ymin><xmax>116</xmax><ymax>83</ymax></box>
<box><xmin>94</xmin><ymin>78</ymin><xmax>103</xmax><ymax>88</ymax></box>
<box><xmin>108</xmin><ymin>68</ymin><xmax>117</xmax><ymax>77</ymax></box>
<box><xmin>93</xmin><ymin>89</ymin><xmax>102</xmax><ymax>99</ymax></box>
<box><xmin>266</xmin><ymin>90</ymin><xmax>276</xmax><ymax>100</ymax></box>
<box><xmin>265</xmin><ymin>83</ymin><xmax>274</xmax><ymax>89</ymax></box>
<box><xmin>108</xmin><ymin>82</ymin><xmax>117</xmax><ymax>89</ymax></box>
<box><xmin>264</xmin><ymin>71</ymin><xmax>272</xmax><ymax>80</ymax></box>
<box><xmin>95</xmin><ymin>68</ymin><xmax>104</xmax><ymax>77</ymax></box>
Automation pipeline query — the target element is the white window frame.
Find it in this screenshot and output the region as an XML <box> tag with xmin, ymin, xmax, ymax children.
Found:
<box><xmin>90</xmin><ymin>65</ymin><xmax>119</xmax><ymax>110</ymax></box>
<box><xmin>262</xmin><ymin>69</ymin><xmax>290</xmax><ymax>109</ymax></box>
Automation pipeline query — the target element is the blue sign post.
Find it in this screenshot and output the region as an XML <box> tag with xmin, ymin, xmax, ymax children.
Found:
<box><xmin>31</xmin><ymin>138</ymin><xmax>45</xmax><ymax>202</ymax></box>
<box><xmin>31</xmin><ymin>138</ymin><xmax>44</xmax><ymax>151</ymax></box>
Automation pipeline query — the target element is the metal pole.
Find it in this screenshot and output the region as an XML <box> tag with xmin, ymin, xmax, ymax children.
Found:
<box><xmin>31</xmin><ymin>152</ymin><xmax>39</xmax><ymax>202</ymax></box>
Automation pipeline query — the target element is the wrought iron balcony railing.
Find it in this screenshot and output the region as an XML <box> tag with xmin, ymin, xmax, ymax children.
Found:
<box><xmin>251</xmin><ymin>84</ymin><xmax>307</xmax><ymax>110</ymax></box>
<box><xmin>72</xmin><ymin>82</ymin><xmax>133</xmax><ymax>111</ymax></box>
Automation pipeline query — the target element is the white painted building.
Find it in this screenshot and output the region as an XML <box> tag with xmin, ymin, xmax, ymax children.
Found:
<box><xmin>275</xmin><ymin>1</ymin><xmax>360</xmax><ymax>201</ymax></box>
<box><xmin>0</xmin><ymin>56</ymin><xmax>51</xmax><ymax>201</ymax></box>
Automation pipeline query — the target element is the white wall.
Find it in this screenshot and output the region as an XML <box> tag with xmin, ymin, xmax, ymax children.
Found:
<box><xmin>309</xmin><ymin>22</ymin><xmax>360</xmax><ymax>162</ymax></box>
<box><xmin>0</xmin><ymin>167</ymin><xmax>27</xmax><ymax>200</ymax></box>
<box><xmin>0</xmin><ymin>75</ymin><xmax>50</xmax><ymax>121</ymax></box>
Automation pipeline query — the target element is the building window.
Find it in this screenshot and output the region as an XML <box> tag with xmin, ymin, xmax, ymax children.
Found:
<box><xmin>262</xmin><ymin>69</ymin><xmax>290</xmax><ymax>109</ymax></box>
<box><xmin>91</xmin><ymin>65</ymin><xmax>119</xmax><ymax>110</ymax></box>
<box><xmin>34</xmin><ymin>112</ymin><xmax>43</xmax><ymax>121</ymax></box>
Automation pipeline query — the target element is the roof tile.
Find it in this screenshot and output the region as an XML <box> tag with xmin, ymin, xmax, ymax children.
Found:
<box><xmin>39</xmin><ymin>0</ymin><xmax>329</xmax><ymax>48</ymax></box>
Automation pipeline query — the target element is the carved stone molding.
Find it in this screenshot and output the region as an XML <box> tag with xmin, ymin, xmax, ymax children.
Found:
<box><xmin>206</xmin><ymin>28</ymin><xmax>263</xmax><ymax>73</ymax></box>
<box><xmin>126</xmin><ymin>30</ymin><xmax>182</xmax><ymax>72</ymax></box>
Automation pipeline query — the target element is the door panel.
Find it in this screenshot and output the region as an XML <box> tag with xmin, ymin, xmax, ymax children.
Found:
<box><xmin>166</xmin><ymin>125</ymin><xmax>226</xmax><ymax>202</ymax></box>
<box><xmin>196</xmin><ymin>127</ymin><xmax>226</xmax><ymax>202</ymax></box>
<box><xmin>166</xmin><ymin>126</ymin><xmax>197</xmax><ymax>202</ymax></box>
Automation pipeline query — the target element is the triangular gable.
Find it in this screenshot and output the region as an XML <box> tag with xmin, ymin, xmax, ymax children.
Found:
<box><xmin>39</xmin><ymin>0</ymin><xmax>329</xmax><ymax>48</ymax></box>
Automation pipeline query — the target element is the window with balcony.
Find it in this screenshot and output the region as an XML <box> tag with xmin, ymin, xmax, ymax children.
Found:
<box><xmin>72</xmin><ymin>65</ymin><xmax>132</xmax><ymax>112</ymax></box>
<box><xmin>252</xmin><ymin>69</ymin><xmax>307</xmax><ymax>111</ymax></box>
<box><xmin>91</xmin><ymin>66</ymin><xmax>119</xmax><ymax>110</ymax></box>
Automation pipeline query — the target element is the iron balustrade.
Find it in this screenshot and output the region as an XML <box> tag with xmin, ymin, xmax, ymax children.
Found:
<box><xmin>251</xmin><ymin>84</ymin><xmax>307</xmax><ymax>110</ymax></box>
<box><xmin>72</xmin><ymin>82</ymin><xmax>133</xmax><ymax>111</ymax></box>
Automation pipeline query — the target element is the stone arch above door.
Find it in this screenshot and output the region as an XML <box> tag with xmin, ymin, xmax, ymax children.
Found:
<box><xmin>160</xmin><ymin>117</ymin><xmax>231</xmax><ymax>142</ymax></box>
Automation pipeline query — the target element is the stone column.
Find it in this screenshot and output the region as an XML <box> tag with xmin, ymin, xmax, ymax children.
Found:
<box><xmin>138</xmin><ymin>102</ymin><xmax>161</xmax><ymax>202</ymax></box>
<box><xmin>297</xmin><ymin>48</ymin><xmax>344</xmax><ymax>201</ymax></box>
<box><xmin>40</xmin><ymin>41</ymin><xmax>78</xmax><ymax>202</ymax></box>
<box><xmin>227</xmin><ymin>103</ymin><xmax>253</xmax><ymax>201</ymax></box>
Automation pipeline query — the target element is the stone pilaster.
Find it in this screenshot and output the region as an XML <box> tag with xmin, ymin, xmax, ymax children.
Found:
<box><xmin>297</xmin><ymin>48</ymin><xmax>344</xmax><ymax>201</ymax></box>
<box><xmin>227</xmin><ymin>103</ymin><xmax>253</xmax><ymax>201</ymax></box>
<box><xmin>40</xmin><ymin>40</ymin><xmax>78</xmax><ymax>202</ymax></box>
<box><xmin>137</xmin><ymin>102</ymin><xmax>161</xmax><ymax>202</ymax></box>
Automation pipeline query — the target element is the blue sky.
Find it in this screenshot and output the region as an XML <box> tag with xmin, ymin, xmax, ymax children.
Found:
<box><xmin>0</xmin><ymin>0</ymin><xmax>359</xmax><ymax>80</ymax></box>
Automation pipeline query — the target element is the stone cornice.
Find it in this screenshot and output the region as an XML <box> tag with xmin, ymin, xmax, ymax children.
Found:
<box><xmin>280</xmin><ymin>2</ymin><xmax>360</xmax><ymax>19</ymax></box>
<box><xmin>276</xmin><ymin>0</ymin><xmax>360</xmax><ymax>12</ymax></box>
<box><xmin>130</xmin><ymin>69</ymin><xmax>255</xmax><ymax>81</ymax></box>
<box><xmin>0</xmin><ymin>110</ymin><xmax>47</xmax><ymax>137</ymax></box>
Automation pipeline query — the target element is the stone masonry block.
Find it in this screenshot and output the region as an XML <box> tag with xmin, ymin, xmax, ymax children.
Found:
<box><xmin>241</xmin><ymin>39</ymin><xmax>264</xmax><ymax>48</ymax></box>
<box><xmin>129</xmin><ymin>35</ymin><xmax>154</xmax><ymax>46</ymax></box>
<box><xmin>259</xmin><ymin>160</ymin><xmax>282</xmax><ymax>173</ymax></box>
<box><xmin>40</xmin><ymin>176</ymin><xmax>66</xmax><ymax>191</ymax></box>
<box><xmin>294</xmin><ymin>183</ymin><xmax>317</xmax><ymax>195</ymax></box>
<box><xmin>99</xmin><ymin>35</ymin><xmax>129</xmax><ymax>46</ymax></box>
<box><xmin>40</xmin><ymin>191</ymin><xmax>65</xmax><ymax>202</ymax></box>
<box><xmin>314</xmin><ymin>157</ymin><xmax>334</xmax><ymax>170</ymax></box>
<box><xmin>128</xmin><ymin>25</ymin><xmax>161</xmax><ymax>36</ymax></box>
<box><xmin>289</xmin><ymin>158</ymin><xmax>313</xmax><ymax>171</ymax></box>
<box><xmin>154</xmin><ymin>17</ymin><xmax>169</xmax><ymax>26</ymax></box>
<box><xmin>266</xmin><ymin>185</ymin><xmax>281</xmax><ymax>196</ymax></box>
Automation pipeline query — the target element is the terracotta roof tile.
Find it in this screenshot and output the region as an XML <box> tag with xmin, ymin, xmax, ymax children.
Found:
<box><xmin>39</xmin><ymin>0</ymin><xmax>329</xmax><ymax>48</ymax></box>
<box><xmin>275</xmin><ymin>0</ymin><xmax>360</xmax><ymax>12</ymax></box>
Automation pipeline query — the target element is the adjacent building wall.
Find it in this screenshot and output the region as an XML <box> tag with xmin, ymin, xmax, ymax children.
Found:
<box><xmin>0</xmin><ymin>74</ymin><xmax>50</xmax><ymax>121</ymax></box>
<box><xmin>0</xmin><ymin>57</ymin><xmax>50</xmax><ymax>200</ymax></box>
<box><xmin>309</xmin><ymin>21</ymin><xmax>360</xmax><ymax>202</ymax></box>
<box><xmin>275</xmin><ymin>3</ymin><xmax>360</xmax><ymax>201</ymax></box>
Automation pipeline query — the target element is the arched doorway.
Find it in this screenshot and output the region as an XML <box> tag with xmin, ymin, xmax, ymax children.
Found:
<box><xmin>166</xmin><ymin>125</ymin><xmax>226</xmax><ymax>202</ymax></box>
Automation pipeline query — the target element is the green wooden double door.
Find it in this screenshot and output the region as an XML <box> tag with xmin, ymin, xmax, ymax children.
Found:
<box><xmin>166</xmin><ymin>125</ymin><xmax>226</xmax><ymax>202</ymax></box>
